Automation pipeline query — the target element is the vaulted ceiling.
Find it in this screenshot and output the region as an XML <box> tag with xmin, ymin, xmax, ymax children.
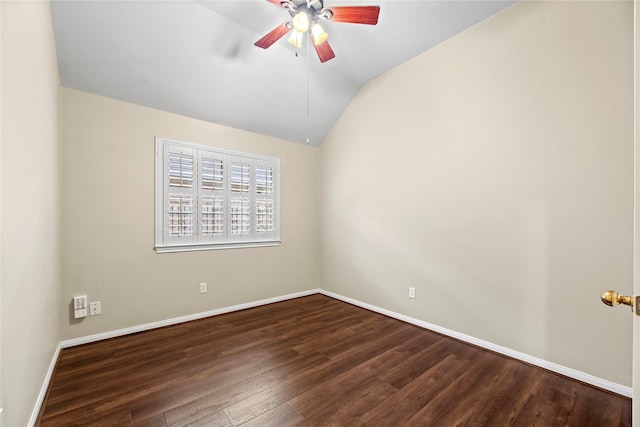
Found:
<box><xmin>50</xmin><ymin>0</ymin><xmax>515</xmax><ymax>146</ymax></box>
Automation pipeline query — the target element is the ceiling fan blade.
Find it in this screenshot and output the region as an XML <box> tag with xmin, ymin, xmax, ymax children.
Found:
<box><xmin>254</xmin><ymin>22</ymin><xmax>291</xmax><ymax>49</ymax></box>
<box><xmin>328</xmin><ymin>6</ymin><xmax>380</xmax><ymax>25</ymax></box>
<box><xmin>312</xmin><ymin>39</ymin><xmax>335</xmax><ymax>63</ymax></box>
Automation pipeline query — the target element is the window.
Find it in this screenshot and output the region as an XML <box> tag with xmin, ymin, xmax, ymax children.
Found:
<box><xmin>155</xmin><ymin>137</ymin><xmax>280</xmax><ymax>253</ymax></box>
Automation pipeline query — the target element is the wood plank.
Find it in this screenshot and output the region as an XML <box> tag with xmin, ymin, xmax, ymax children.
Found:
<box><xmin>168</xmin><ymin>409</ymin><xmax>231</xmax><ymax>427</ymax></box>
<box><xmin>224</xmin><ymin>319</ymin><xmax>419</xmax><ymax>425</ymax></box>
<box><xmin>359</xmin><ymin>353</ymin><xmax>472</xmax><ymax>426</ymax></box>
<box><xmin>294</xmin><ymin>377</ymin><xmax>397</xmax><ymax>426</ymax></box>
<box><xmin>461</xmin><ymin>358</ymin><xmax>543</xmax><ymax>425</ymax></box>
<box><xmin>405</xmin><ymin>356</ymin><xmax>532</xmax><ymax>426</ymax></box>
<box><xmin>158</xmin><ymin>352</ymin><xmax>327</xmax><ymax>426</ymax></box>
<box><xmin>238</xmin><ymin>403</ymin><xmax>303</xmax><ymax>427</ymax></box>
<box><xmin>39</xmin><ymin>406</ymin><xmax>131</xmax><ymax>427</ymax></box>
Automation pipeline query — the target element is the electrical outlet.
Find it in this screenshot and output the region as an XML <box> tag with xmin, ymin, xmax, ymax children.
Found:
<box><xmin>409</xmin><ymin>287</ymin><xmax>416</xmax><ymax>299</ymax></box>
<box><xmin>89</xmin><ymin>301</ymin><xmax>101</xmax><ymax>316</ymax></box>
<box><xmin>200</xmin><ymin>282</ymin><xmax>207</xmax><ymax>294</ymax></box>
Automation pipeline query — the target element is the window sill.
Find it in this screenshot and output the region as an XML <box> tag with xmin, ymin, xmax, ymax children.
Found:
<box><xmin>155</xmin><ymin>240</ymin><xmax>281</xmax><ymax>253</ymax></box>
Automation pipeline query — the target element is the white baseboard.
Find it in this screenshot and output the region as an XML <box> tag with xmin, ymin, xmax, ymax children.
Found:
<box><xmin>28</xmin><ymin>343</ymin><xmax>62</xmax><ymax>427</ymax></box>
<box><xmin>60</xmin><ymin>289</ymin><xmax>319</xmax><ymax>348</ymax></box>
<box><xmin>319</xmin><ymin>289</ymin><xmax>632</xmax><ymax>398</ymax></box>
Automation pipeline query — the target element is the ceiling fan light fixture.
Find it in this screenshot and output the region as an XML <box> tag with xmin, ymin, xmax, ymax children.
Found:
<box><xmin>311</xmin><ymin>23</ymin><xmax>328</xmax><ymax>45</ymax></box>
<box><xmin>257</xmin><ymin>0</ymin><xmax>382</xmax><ymax>63</ymax></box>
<box><xmin>292</xmin><ymin>10</ymin><xmax>311</xmax><ymax>32</ymax></box>
<box><xmin>287</xmin><ymin>30</ymin><xmax>304</xmax><ymax>48</ymax></box>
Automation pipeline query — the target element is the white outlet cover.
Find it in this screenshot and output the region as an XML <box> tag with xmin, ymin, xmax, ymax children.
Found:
<box><xmin>89</xmin><ymin>301</ymin><xmax>101</xmax><ymax>316</ymax></box>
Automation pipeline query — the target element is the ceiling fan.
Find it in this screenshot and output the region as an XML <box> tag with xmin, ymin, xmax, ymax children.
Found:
<box><xmin>254</xmin><ymin>0</ymin><xmax>380</xmax><ymax>63</ymax></box>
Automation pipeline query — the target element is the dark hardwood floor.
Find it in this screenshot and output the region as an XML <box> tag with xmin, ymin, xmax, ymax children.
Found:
<box><xmin>36</xmin><ymin>294</ymin><xmax>631</xmax><ymax>426</ymax></box>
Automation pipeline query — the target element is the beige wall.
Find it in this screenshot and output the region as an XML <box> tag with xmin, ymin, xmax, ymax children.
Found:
<box><xmin>60</xmin><ymin>88</ymin><xmax>319</xmax><ymax>340</ymax></box>
<box><xmin>320</xmin><ymin>0</ymin><xmax>634</xmax><ymax>386</ymax></box>
<box><xmin>1</xmin><ymin>1</ymin><xmax>61</xmax><ymax>426</ymax></box>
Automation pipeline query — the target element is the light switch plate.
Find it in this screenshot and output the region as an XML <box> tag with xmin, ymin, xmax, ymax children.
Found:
<box><xmin>74</xmin><ymin>295</ymin><xmax>87</xmax><ymax>310</ymax></box>
<box><xmin>74</xmin><ymin>295</ymin><xmax>88</xmax><ymax>319</ymax></box>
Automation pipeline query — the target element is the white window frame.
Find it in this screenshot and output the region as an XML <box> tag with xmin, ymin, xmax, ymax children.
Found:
<box><xmin>155</xmin><ymin>136</ymin><xmax>280</xmax><ymax>253</ymax></box>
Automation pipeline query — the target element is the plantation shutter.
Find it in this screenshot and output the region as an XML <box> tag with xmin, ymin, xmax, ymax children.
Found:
<box><xmin>255</xmin><ymin>159</ymin><xmax>277</xmax><ymax>240</ymax></box>
<box><xmin>228</xmin><ymin>156</ymin><xmax>252</xmax><ymax>240</ymax></box>
<box><xmin>198</xmin><ymin>151</ymin><xmax>225</xmax><ymax>244</ymax></box>
<box><xmin>164</xmin><ymin>144</ymin><xmax>195</xmax><ymax>245</ymax></box>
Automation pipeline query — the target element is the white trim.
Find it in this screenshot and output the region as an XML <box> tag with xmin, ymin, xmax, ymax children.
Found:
<box><xmin>28</xmin><ymin>343</ymin><xmax>62</xmax><ymax>427</ymax></box>
<box><xmin>60</xmin><ymin>289</ymin><xmax>318</xmax><ymax>348</ymax></box>
<box><xmin>155</xmin><ymin>240</ymin><xmax>281</xmax><ymax>254</ymax></box>
<box><xmin>318</xmin><ymin>290</ymin><xmax>633</xmax><ymax>398</ymax></box>
<box><xmin>155</xmin><ymin>136</ymin><xmax>282</xmax><ymax>163</ymax></box>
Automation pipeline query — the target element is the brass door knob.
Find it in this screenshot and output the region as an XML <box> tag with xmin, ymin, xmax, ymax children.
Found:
<box><xmin>601</xmin><ymin>290</ymin><xmax>634</xmax><ymax>309</ymax></box>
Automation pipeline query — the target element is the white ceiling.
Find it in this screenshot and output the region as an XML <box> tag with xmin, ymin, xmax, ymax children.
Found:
<box><xmin>50</xmin><ymin>0</ymin><xmax>515</xmax><ymax>146</ymax></box>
